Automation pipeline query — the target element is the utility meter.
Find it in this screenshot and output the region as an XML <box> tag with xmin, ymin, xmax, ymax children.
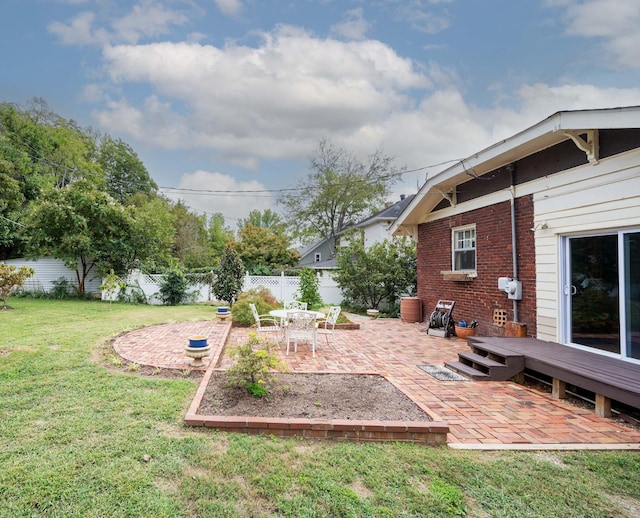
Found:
<box><xmin>497</xmin><ymin>277</ymin><xmax>522</xmax><ymax>300</ymax></box>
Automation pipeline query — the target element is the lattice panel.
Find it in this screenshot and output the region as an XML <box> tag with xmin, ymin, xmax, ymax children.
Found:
<box><xmin>493</xmin><ymin>309</ymin><xmax>507</xmax><ymax>327</ymax></box>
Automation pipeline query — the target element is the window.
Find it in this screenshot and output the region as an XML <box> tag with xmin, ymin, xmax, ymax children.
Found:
<box><xmin>453</xmin><ymin>225</ymin><xmax>476</xmax><ymax>271</ymax></box>
<box><xmin>314</xmin><ymin>253</ymin><xmax>321</xmax><ymax>263</ymax></box>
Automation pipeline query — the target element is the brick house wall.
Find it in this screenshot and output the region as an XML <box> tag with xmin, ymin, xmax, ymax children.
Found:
<box><xmin>416</xmin><ymin>195</ymin><xmax>536</xmax><ymax>337</ymax></box>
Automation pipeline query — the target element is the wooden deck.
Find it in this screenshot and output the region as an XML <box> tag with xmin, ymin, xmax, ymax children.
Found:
<box><xmin>446</xmin><ymin>336</ymin><xmax>640</xmax><ymax>418</ymax></box>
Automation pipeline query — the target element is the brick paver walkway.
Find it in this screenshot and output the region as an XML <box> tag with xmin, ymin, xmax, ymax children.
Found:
<box><xmin>112</xmin><ymin>315</ymin><xmax>640</xmax><ymax>448</ymax></box>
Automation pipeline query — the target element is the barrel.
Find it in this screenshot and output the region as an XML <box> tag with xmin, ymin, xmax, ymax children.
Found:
<box><xmin>400</xmin><ymin>297</ymin><xmax>422</xmax><ymax>323</ymax></box>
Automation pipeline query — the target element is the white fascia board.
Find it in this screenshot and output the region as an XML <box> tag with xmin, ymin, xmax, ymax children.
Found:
<box><xmin>392</xmin><ymin>106</ymin><xmax>640</xmax><ymax>234</ymax></box>
<box><xmin>555</xmin><ymin>105</ymin><xmax>640</xmax><ymax>130</ymax></box>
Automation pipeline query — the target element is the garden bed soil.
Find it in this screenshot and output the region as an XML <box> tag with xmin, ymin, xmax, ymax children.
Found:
<box><xmin>197</xmin><ymin>372</ymin><xmax>431</xmax><ymax>421</ymax></box>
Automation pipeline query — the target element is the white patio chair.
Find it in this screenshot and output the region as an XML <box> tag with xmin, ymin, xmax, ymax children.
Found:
<box><xmin>249</xmin><ymin>303</ymin><xmax>281</xmax><ymax>339</ymax></box>
<box><xmin>284</xmin><ymin>311</ymin><xmax>317</xmax><ymax>357</ymax></box>
<box><xmin>284</xmin><ymin>300</ymin><xmax>308</xmax><ymax>310</ymax></box>
<box><xmin>317</xmin><ymin>305</ymin><xmax>341</xmax><ymax>344</ymax></box>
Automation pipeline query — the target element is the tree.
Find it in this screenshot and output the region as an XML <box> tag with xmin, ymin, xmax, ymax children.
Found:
<box><xmin>213</xmin><ymin>245</ymin><xmax>244</xmax><ymax>306</ymax></box>
<box><xmin>334</xmin><ymin>237</ymin><xmax>416</xmax><ymax>311</ymax></box>
<box><xmin>208</xmin><ymin>212</ymin><xmax>234</xmax><ymax>260</ymax></box>
<box><xmin>98</xmin><ymin>135</ymin><xmax>157</xmax><ymax>204</ymax></box>
<box><xmin>237</xmin><ymin>209</ymin><xmax>287</xmax><ymax>236</ymax></box>
<box><xmin>0</xmin><ymin>101</ymin><xmax>82</xmax><ymax>257</ymax></box>
<box><xmin>234</xmin><ymin>220</ymin><xmax>299</xmax><ymax>273</ymax></box>
<box><xmin>0</xmin><ymin>263</ymin><xmax>34</xmax><ymax>309</ymax></box>
<box><xmin>279</xmin><ymin>139</ymin><xmax>399</xmax><ymax>255</ymax></box>
<box><xmin>127</xmin><ymin>193</ymin><xmax>176</xmax><ymax>270</ymax></box>
<box><xmin>0</xmin><ymin>172</ymin><xmax>25</xmax><ymax>256</ymax></box>
<box><xmin>23</xmin><ymin>181</ymin><xmax>154</xmax><ymax>295</ymax></box>
<box><xmin>22</xmin><ymin>98</ymin><xmax>102</xmax><ymax>189</ymax></box>
<box><xmin>170</xmin><ymin>200</ymin><xmax>214</xmax><ymax>268</ymax></box>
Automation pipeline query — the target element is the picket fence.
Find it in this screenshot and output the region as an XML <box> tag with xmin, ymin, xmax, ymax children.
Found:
<box><xmin>4</xmin><ymin>258</ymin><xmax>343</xmax><ymax>305</ymax></box>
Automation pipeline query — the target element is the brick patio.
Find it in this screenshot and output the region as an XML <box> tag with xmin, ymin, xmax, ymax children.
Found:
<box><xmin>112</xmin><ymin>314</ymin><xmax>640</xmax><ymax>449</ymax></box>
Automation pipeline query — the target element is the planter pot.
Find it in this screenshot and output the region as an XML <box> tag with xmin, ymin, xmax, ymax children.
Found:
<box><xmin>366</xmin><ymin>309</ymin><xmax>380</xmax><ymax>318</ymax></box>
<box><xmin>188</xmin><ymin>335</ymin><xmax>208</xmax><ymax>348</ymax></box>
<box><xmin>216</xmin><ymin>307</ymin><xmax>230</xmax><ymax>321</ymax></box>
<box><xmin>185</xmin><ymin>344</ymin><xmax>211</xmax><ymax>367</ymax></box>
<box><xmin>454</xmin><ymin>326</ymin><xmax>477</xmax><ymax>340</ymax></box>
<box><xmin>400</xmin><ymin>297</ymin><xmax>422</xmax><ymax>323</ymax></box>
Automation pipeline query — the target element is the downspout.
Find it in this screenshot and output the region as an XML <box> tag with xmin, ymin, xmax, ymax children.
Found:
<box><xmin>509</xmin><ymin>165</ymin><xmax>519</xmax><ymax>323</ymax></box>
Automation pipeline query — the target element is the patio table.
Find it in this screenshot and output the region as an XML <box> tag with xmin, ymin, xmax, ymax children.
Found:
<box><xmin>268</xmin><ymin>309</ymin><xmax>326</xmax><ymax>320</ymax></box>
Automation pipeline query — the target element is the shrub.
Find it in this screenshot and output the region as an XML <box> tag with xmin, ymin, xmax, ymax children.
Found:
<box><xmin>335</xmin><ymin>237</ymin><xmax>416</xmax><ymax>310</ymax></box>
<box><xmin>231</xmin><ymin>288</ymin><xmax>280</xmax><ymax>326</ymax></box>
<box><xmin>158</xmin><ymin>268</ymin><xmax>189</xmax><ymax>305</ymax></box>
<box><xmin>0</xmin><ymin>264</ymin><xmax>35</xmax><ymax>309</ymax></box>
<box><xmin>99</xmin><ymin>270</ymin><xmax>125</xmax><ymax>303</ymax></box>
<box><xmin>50</xmin><ymin>277</ymin><xmax>77</xmax><ymax>299</ymax></box>
<box><xmin>296</xmin><ymin>267</ymin><xmax>323</xmax><ymax>310</ymax></box>
<box><xmin>225</xmin><ymin>333</ymin><xmax>288</xmax><ymax>397</ymax></box>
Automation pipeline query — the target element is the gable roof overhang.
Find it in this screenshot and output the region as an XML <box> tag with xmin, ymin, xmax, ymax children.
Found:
<box><xmin>391</xmin><ymin>106</ymin><xmax>640</xmax><ymax>236</ymax></box>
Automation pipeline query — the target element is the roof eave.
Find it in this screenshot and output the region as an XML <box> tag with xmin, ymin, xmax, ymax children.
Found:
<box><xmin>391</xmin><ymin>106</ymin><xmax>640</xmax><ymax>235</ymax></box>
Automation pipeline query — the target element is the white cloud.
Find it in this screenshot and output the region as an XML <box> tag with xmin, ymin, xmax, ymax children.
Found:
<box><xmin>48</xmin><ymin>11</ymin><xmax>109</xmax><ymax>46</ymax></box>
<box><xmin>213</xmin><ymin>0</ymin><xmax>243</xmax><ymax>17</ymax></box>
<box><xmin>48</xmin><ymin>1</ymin><xmax>188</xmax><ymax>46</ymax></box>
<box><xmin>164</xmin><ymin>170</ymin><xmax>275</xmax><ymax>222</ymax></box>
<box><xmin>557</xmin><ymin>0</ymin><xmax>640</xmax><ymax>69</ymax></box>
<box><xmin>111</xmin><ymin>1</ymin><xmax>188</xmax><ymax>44</ymax></box>
<box><xmin>90</xmin><ymin>19</ymin><xmax>640</xmax><ymax>206</ymax></box>
<box><xmin>93</xmin><ymin>95</ymin><xmax>190</xmax><ymax>150</ymax></box>
<box><xmin>331</xmin><ymin>8</ymin><xmax>372</xmax><ymax>41</ymax></box>
<box><xmin>95</xmin><ymin>26</ymin><xmax>432</xmax><ymax>162</ymax></box>
<box><xmin>394</xmin><ymin>3</ymin><xmax>451</xmax><ymax>35</ymax></box>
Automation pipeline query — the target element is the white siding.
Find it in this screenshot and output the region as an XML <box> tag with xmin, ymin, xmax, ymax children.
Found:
<box><xmin>363</xmin><ymin>222</ymin><xmax>392</xmax><ymax>249</ymax></box>
<box><xmin>532</xmin><ymin>149</ymin><xmax>640</xmax><ymax>342</ymax></box>
<box><xmin>3</xmin><ymin>257</ymin><xmax>102</xmax><ymax>294</ymax></box>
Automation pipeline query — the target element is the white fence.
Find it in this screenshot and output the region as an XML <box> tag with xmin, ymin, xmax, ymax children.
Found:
<box><xmin>243</xmin><ymin>272</ymin><xmax>342</xmax><ymax>306</ymax></box>
<box><xmin>109</xmin><ymin>270</ymin><xmax>343</xmax><ymax>305</ymax></box>
<box><xmin>4</xmin><ymin>257</ymin><xmax>344</xmax><ymax>305</ymax></box>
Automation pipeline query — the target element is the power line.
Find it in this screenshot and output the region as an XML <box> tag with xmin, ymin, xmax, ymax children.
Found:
<box><xmin>158</xmin><ymin>158</ymin><xmax>463</xmax><ymax>196</ymax></box>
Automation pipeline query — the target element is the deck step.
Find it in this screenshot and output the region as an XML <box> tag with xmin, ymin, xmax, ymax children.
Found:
<box><xmin>458</xmin><ymin>351</ymin><xmax>505</xmax><ymax>369</ymax></box>
<box><xmin>470</xmin><ymin>343</ymin><xmax>523</xmax><ymax>360</ymax></box>
<box><xmin>452</xmin><ymin>343</ymin><xmax>525</xmax><ymax>381</ymax></box>
<box><xmin>444</xmin><ymin>361</ymin><xmax>489</xmax><ymax>380</ymax></box>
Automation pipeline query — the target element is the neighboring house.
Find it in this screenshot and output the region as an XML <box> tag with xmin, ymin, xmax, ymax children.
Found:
<box><xmin>298</xmin><ymin>194</ymin><xmax>415</xmax><ymax>269</ymax></box>
<box><xmin>391</xmin><ymin>106</ymin><xmax>640</xmax><ymax>363</ymax></box>
<box><xmin>297</xmin><ymin>237</ymin><xmax>337</xmax><ymax>269</ymax></box>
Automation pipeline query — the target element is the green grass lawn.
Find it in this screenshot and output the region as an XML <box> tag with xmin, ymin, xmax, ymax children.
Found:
<box><xmin>1</xmin><ymin>299</ymin><xmax>639</xmax><ymax>517</ymax></box>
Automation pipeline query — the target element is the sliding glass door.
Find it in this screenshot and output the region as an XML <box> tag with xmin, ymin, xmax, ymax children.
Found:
<box><xmin>563</xmin><ymin>230</ymin><xmax>640</xmax><ymax>360</ymax></box>
<box><xmin>624</xmin><ymin>232</ymin><xmax>640</xmax><ymax>359</ymax></box>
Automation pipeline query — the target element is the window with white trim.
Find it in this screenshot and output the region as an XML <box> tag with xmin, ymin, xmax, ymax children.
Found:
<box><xmin>452</xmin><ymin>225</ymin><xmax>476</xmax><ymax>271</ymax></box>
<box><xmin>314</xmin><ymin>253</ymin><xmax>321</xmax><ymax>263</ymax></box>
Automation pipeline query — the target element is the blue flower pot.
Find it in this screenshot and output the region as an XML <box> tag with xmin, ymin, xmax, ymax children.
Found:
<box><xmin>216</xmin><ymin>307</ymin><xmax>230</xmax><ymax>321</ymax></box>
<box><xmin>188</xmin><ymin>335</ymin><xmax>208</xmax><ymax>348</ymax></box>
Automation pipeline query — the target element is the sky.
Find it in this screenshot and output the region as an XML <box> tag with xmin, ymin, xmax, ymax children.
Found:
<box><xmin>1</xmin><ymin>0</ymin><xmax>640</xmax><ymax>226</ymax></box>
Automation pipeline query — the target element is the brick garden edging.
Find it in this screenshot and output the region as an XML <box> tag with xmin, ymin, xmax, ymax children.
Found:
<box><xmin>184</xmin><ymin>414</ymin><xmax>449</xmax><ymax>443</ymax></box>
<box><xmin>185</xmin><ymin>367</ymin><xmax>449</xmax><ymax>444</ymax></box>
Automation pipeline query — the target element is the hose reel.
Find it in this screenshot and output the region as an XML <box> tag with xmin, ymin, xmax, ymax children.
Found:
<box><xmin>427</xmin><ymin>300</ymin><xmax>456</xmax><ymax>338</ymax></box>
